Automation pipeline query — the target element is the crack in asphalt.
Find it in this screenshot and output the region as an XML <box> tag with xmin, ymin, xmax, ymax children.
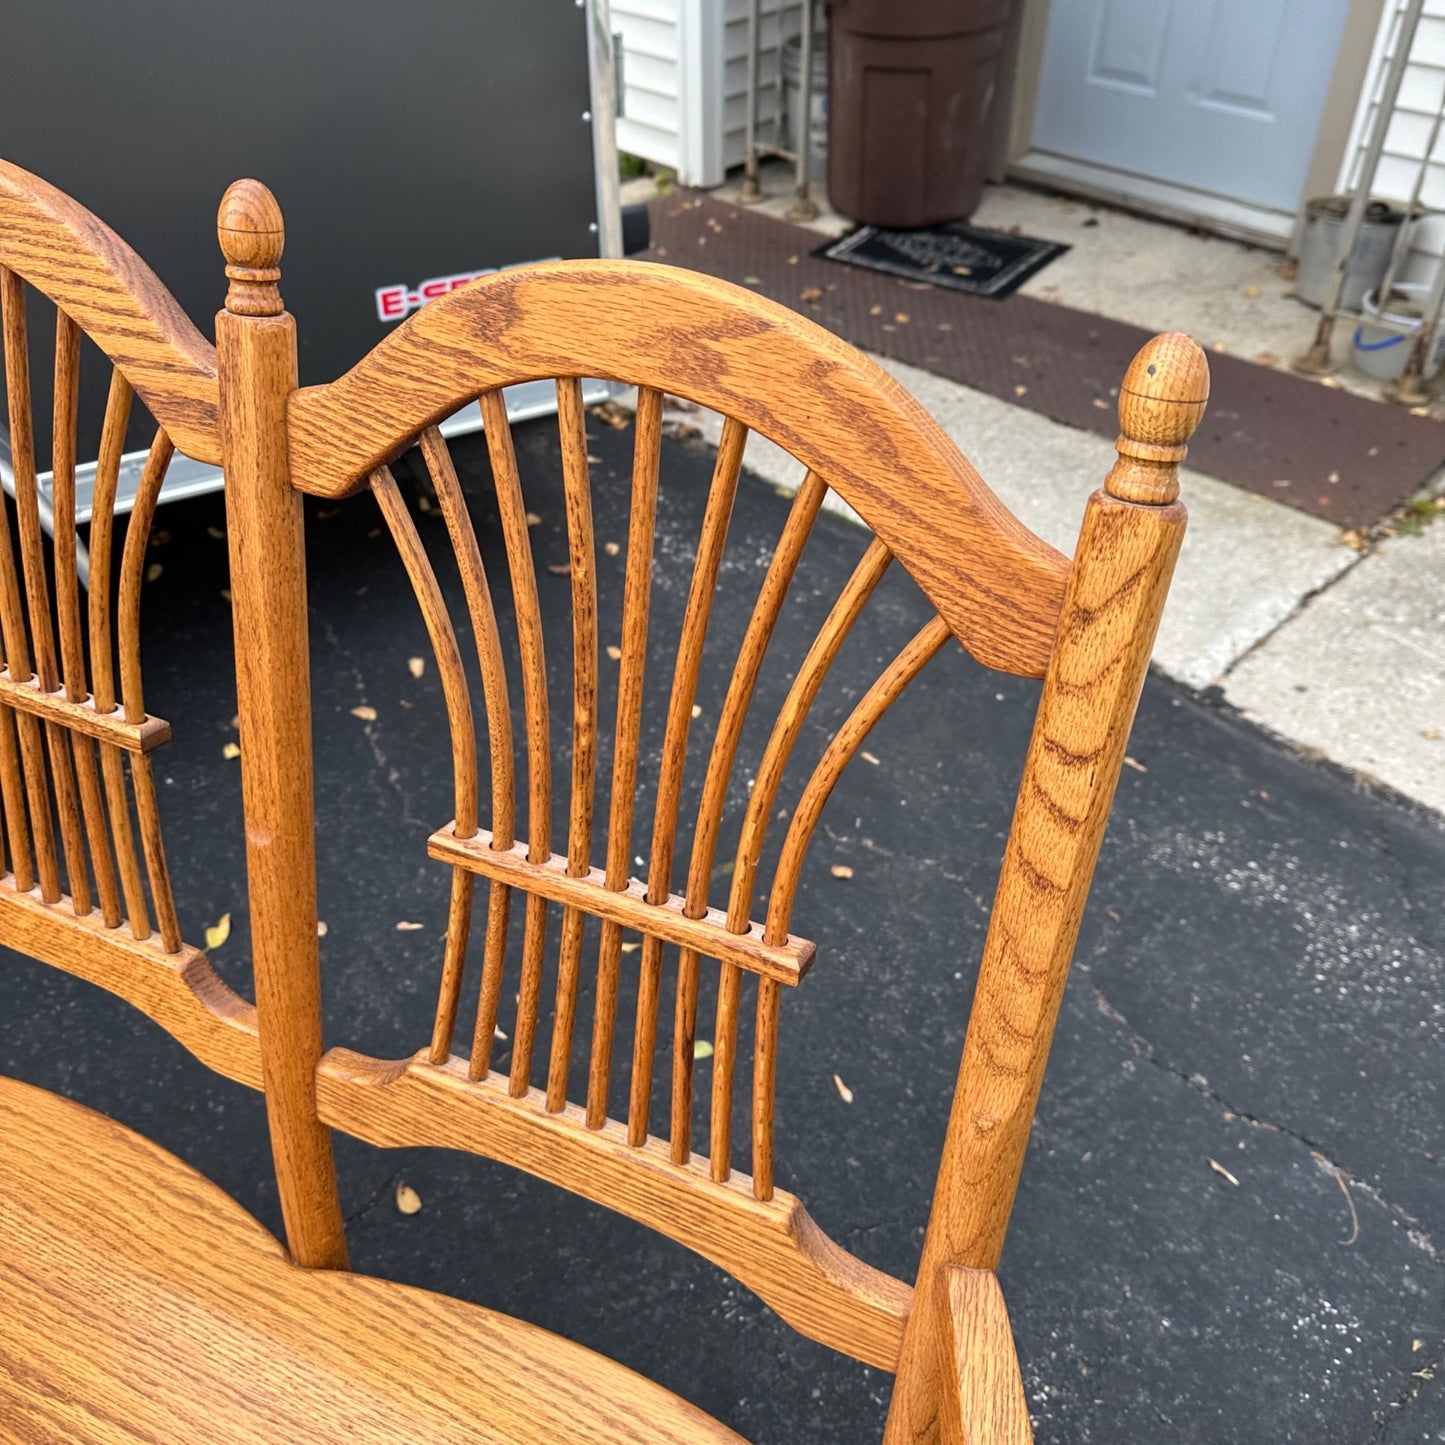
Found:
<box><xmin>1080</xmin><ymin>965</ymin><xmax>1443</xmax><ymax>1270</ymax></box>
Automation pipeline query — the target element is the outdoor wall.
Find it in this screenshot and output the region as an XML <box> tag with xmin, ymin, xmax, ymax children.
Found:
<box><xmin>614</xmin><ymin>0</ymin><xmax>801</xmax><ymax>187</ymax></box>
<box><xmin>1340</xmin><ymin>0</ymin><xmax>1445</xmax><ymax>283</ymax></box>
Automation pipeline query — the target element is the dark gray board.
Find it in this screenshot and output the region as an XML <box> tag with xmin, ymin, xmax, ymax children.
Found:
<box><xmin>0</xmin><ymin>0</ymin><xmax>601</xmax><ymax>461</ymax></box>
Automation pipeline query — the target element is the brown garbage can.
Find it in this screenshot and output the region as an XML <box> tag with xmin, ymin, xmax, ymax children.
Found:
<box><xmin>826</xmin><ymin>0</ymin><xmax>1012</xmax><ymax>228</ymax></box>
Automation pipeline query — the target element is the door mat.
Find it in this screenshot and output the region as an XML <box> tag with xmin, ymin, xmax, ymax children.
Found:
<box><xmin>645</xmin><ymin>193</ymin><xmax>1445</xmax><ymax>530</ymax></box>
<box><xmin>817</xmin><ymin>222</ymin><xmax>1068</xmax><ymax>300</ymax></box>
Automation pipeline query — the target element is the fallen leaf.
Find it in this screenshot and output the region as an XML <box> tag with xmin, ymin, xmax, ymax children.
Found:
<box><xmin>1092</xmin><ymin>397</ymin><xmax>1110</xmax><ymax>409</ymax></box>
<box><xmin>1253</xmin><ymin>350</ymin><xmax>1279</xmax><ymax>366</ymax></box>
<box><xmin>604</xmin><ymin>540</ymin><xmax>621</xmax><ymax>556</ymax></box>
<box><xmin>691</xmin><ymin>703</ymin><xmax>702</xmax><ymax>719</ymax></box>
<box><xmin>547</xmin><ymin>563</ymin><xmax>572</xmax><ymax>576</ymax></box>
<box><xmin>951</xmin><ymin>266</ymin><xmax>972</xmax><ymax>276</ymax></box>
<box><xmin>833</xmin><ymin>1073</ymin><xmax>854</xmax><ymax>1104</ymax></box>
<box><xmin>1122</xmin><ymin>755</ymin><xmax>1147</xmax><ymax>773</ymax></box>
<box><xmin>868</xmin><ymin>304</ymin><xmax>883</xmax><ymax>316</ymax></box>
<box><xmin>221</xmin><ymin>741</ymin><xmax>241</xmax><ymax>760</ymax></box>
<box><xmin>606</xmin><ymin>644</ymin><xmax>623</xmax><ymax>661</ymax></box>
<box><xmin>800</xmin><ymin>287</ymin><xmax>823</xmax><ymax>303</ymax></box>
<box><xmin>743</xmin><ymin>274</ymin><xmax>762</xmax><ymax>286</ymax></box>
<box><xmin>351</xmin><ymin>705</ymin><xmax>378</xmax><ymax>721</ymax></box>
<box><xmin>621</xmin><ymin>941</ymin><xmax>640</xmax><ymax>954</ymax></box>
<box><xmin>860</xmin><ymin>750</ymin><xmax>880</xmax><ymax>765</ymax></box>
<box><xmin>693</xmin><ymin>1039</ymin><xmax>714</xmax><ymax>1060</ymax></box>
<box><xmin>1208</xmin><ymin>1158</ymin><xmax>1240</xmax><ymax>1187</ymax></box>
<box><xmin>395</xmin><ymin>1182</ymin><xmax>422</xmax><ymax>1215</ymax></box>
<box><xmin>1013</xmin><ymin>384</ymin><xmax>1028</xmax><ymax>397</ymax></box>
<box><xmin>894</xmin><ymin>312</ymin><xmax>910</xmax><ymax>324</ymax></box>
<box><xmin>1319</xmin><ymin>375</ymin><xmax>1341</xmax><ymax>389</ymax></box>
<box><xmin>317</xmin><ymin>920</ymin><xmax>328</xmax><ymax>937</ymax></box>
<box><xmin>1410</xmin><ymin>405</ymin><xmax>1431</xmax><ymax>417</ymax></box>
<box><xmin>589</xmin><ymin>400</ymin><xmax>633</xmax><ymax>429</ymax></box>
<box><xmin>204</xmin><ymin>913</ymin><xmax>231</xmax><ymax>950</ymax></box>
<box><xmin>525</xmin><ymin>511</ymin><xmax>542</xmax><ymax>526</ymax></box>
<box><xmin>407</xmin><ymin>656</ymin><xmax>425</xmax><ymax>678</ymax></box>
<box><xmin>830</xmin><ymin>863</ymin><xmax>854</xmax><ymax>879</ymax></box>
<box><xmin>1327</xmin><ymin>471</ymin><xmax>1340</xmax><ymax>484</ymax></box>
<box><xmin>146</xmin><ymin>563</ymin><xmax>163</xmax><ymax>583</ymax></box>
<box><xmin>786</xmin><ymin>254</ymin><xmax>799</xmax><ymax>265</ymax></box>
<box><xmin>1212</xmin><ymin>341</ymin><xmax>1228</xmax><ymax>353</ymax></box>
<box><xmin>1243</xmin><ymin>284</ymin><xmax>1260</xmax><ymax>299</ymax></box>
<box><xmin>1271</xmin><ymin>479</ymin><xmax>1292</xmax><ymax>489</ymax></box>
<box><xmin>1422</xmin><ymin>729</ymin><xmax>1441</xmax><ymax>741</ymax></box>
<box><xmin>395</xmin><ymin>920</ymin><xmax>423</xmax><ymax>931</ymax></box>
<box><xmin>206</xmin><ymin>525</ymin><xmax>226</xmax><ymax>540</ymax></box>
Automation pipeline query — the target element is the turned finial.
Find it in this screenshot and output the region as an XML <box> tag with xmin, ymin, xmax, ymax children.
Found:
<box><xmin>1105</xmin><ymin>332</ymin><xmax>1209</xmax><ymax>504</ymax></box>
<box><xmin>218</xmin><ymin>180</ymin><xmax>285</xmax><ymax>317</ymax></box>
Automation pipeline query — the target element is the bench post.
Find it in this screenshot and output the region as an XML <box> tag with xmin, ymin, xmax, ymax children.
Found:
<box><xmin>215</xmin><ymin>180</ymin><xmax>347</xmax><ymax>1270</ymax></box>
<box><xmin>886</xmin><ymin>334</ymin><xmax>1207</xmax><ymax>1442</ymax></box>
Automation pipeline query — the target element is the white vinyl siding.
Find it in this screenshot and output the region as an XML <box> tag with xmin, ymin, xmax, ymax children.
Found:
<box><xmin>613</xmin><ymin>0</ymin><xmax>808</xmax><ymax>186</ymax></box>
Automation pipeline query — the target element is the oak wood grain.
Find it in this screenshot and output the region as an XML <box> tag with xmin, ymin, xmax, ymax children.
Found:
<box><xmin>430</xmin><ymin>826</ymin><xmax>813</xmax><ymax>986</ymax></box>
<box><xmin>0</xmin><ymin>159</ymin><xmax>220</xmax><ymax>463</ymax></box>
<box><xmin>884</xmin><ymin>333</ymin><xmax>1206</xmax><ymax>1444</ymax></box>
<box><xmin>933</xmin><ymin>1267</ymin><xmax>1033</xmax><ymax>1445</ymax></box>
<box><xmin>316</xmin><ymin>1048</ymin><xmax>912</xmax><ymax>1371</ymax></box>
<box><xmin>285</xmin><ymin>260</ymin><xmax>1069</xmax><ymax>678</ymax></box>
<box><xmin>0</xmin><ymin>1075</ymin><xmax>747</xmax><ymax>1444</ymax></box>
<box><xmin>216</xmin><ymin>181</ymin><xmax>346</xmax><ymax>1270</ymax></box>
<box><xmin>0</xmin><ymin>877</ymin><xmax>259</xmax><ymax>1087</ymax></box>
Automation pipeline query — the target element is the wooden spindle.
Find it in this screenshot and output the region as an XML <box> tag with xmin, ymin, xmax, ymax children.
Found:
<box><xmin>216</xmin><ymin>178</ymin><xmax>347</xmax><ymax>1270</ymax></box>
<box><xmin>765</xmin><ymin>615</ymin><xmax>951</xmax><ymax>944</ymax></box>
<box><xmin>0</xmin><ymin>267</ymin><xmax>61</xmax><ymax>904</ymax></box>
<box><xmin>546</xmin><ymin>378</ymin><xmax>598</xmax><ymax>1112</ymax></box>
<box><xmin>419</xmin><ymin>427</ymin><xmax>518</xmax><ymax>1076</ymax></box>
<box><xmin>480</xmin><ymin>388</ymin><xmax>552</xmax><ymax>1098</ymax></box>
<box><xmin>627</xmin><ymin>416</ymin><xmax>745</xmax><ymax>1147</ymax></box>
<box><xmin>88</xmin><ymin>369</ymin><xmax>149</xmax><ymax>937</ymax></box>
<box><xmin>669</xmin><ymin>471</ymin><xmax>824</xmax><ymax>1164</ymax></box>
<box><xmin>55</xmin><ymin>336</ymin><xmax>120</xmax><ymax>924</ymax></box>
<box><xmin>752</xmin><ymin>977</ymin><xmax>780</xmax><ymax>1198</ymax></box>
<box><xmin>711</xmin><ymin>536</ymin><xmax>892</xmax><ymax>1184</ymax></box>
<box><xmin>586</xmin><ymin>386</ymin><xmax>660</xmax><ymax>1127</ymax></box>
<box><xmin>118</xmin><ymin>429</ymin><xmax>180</xmax><ymax>951</ymax></box>
<box><xmin>371</xmin><ymin>464</ymin><xmax>479</xmax><ymax>1061</ymax></box>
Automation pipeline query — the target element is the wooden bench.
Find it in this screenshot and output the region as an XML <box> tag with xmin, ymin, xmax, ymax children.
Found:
<box><xmin>0</xmin><ymin>159</ymin><xmax>1207</xmax><ymax>1443</ymax></box>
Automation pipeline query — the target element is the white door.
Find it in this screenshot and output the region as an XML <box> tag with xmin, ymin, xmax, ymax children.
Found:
<box><xmin>1029</xmin><ymin>0</ymin><xmax>1354</xmax><ymax>229</ymax></box>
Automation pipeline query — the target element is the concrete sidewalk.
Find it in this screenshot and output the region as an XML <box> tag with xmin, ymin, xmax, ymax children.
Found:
<box><xmin>630</xmin><ymin>169</ymin><xmax>1445</xmax><ymax>817</ymax></box>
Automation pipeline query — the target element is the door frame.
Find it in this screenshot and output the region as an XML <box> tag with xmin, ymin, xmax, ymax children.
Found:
<box><xmin>993</xmin><ymin>0</ymin><xmax>1387</xmax><ymax>250</ymax></box>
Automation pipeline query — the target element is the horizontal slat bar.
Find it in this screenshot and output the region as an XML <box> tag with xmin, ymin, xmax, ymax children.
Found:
<box><xmin>316</xmin><ymin>1048</ymin><xmax>910</xmax><ymax>1371</ymax></box>
<box><xmin>0</xmin><ymin>878</ymin><xmax>259</xmax><ymax>1087</ymax></box>
<box><xmin>0</xmin><ymin>670</ymin><xmax>170</xmax><ymax>752</ymax></box>
<box><xmin>429</xmin><ymin>825</ymin><xmax>814</xmax><ymax>986</ymax></box>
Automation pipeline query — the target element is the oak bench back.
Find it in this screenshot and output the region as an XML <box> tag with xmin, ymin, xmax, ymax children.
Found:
<box><xmin>0</xmin><ymin>161</ymin><xmax>1207</xmax><ymax>1440</ymax></box>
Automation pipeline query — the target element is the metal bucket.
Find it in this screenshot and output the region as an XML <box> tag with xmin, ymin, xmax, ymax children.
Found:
<box><xmin>1296</xmin><ymin>195</ymin><xmax>1405</xmax><ymax>311</ymax></box>
<box><xmin>1352</xmin><ymin>281</ymin><xmax>1445</xmax><ymax>380</ymax></box>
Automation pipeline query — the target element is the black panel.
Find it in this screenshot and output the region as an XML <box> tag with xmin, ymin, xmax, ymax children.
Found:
<box><xmin>0</xmin><ymin>0</ymin><xmax>599</xmax><ymax>460</ymax></box>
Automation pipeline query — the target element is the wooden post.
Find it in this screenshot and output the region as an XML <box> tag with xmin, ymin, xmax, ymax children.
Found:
<box><xmin>884</xmin><ymin>333</ymin><xmax>1208</xmax><ymax>1443</ymax></box>
<box><xmin>216</xmin><ymin>181</ymin><xmax>348</xmax><ymax>1270</ymax></box>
